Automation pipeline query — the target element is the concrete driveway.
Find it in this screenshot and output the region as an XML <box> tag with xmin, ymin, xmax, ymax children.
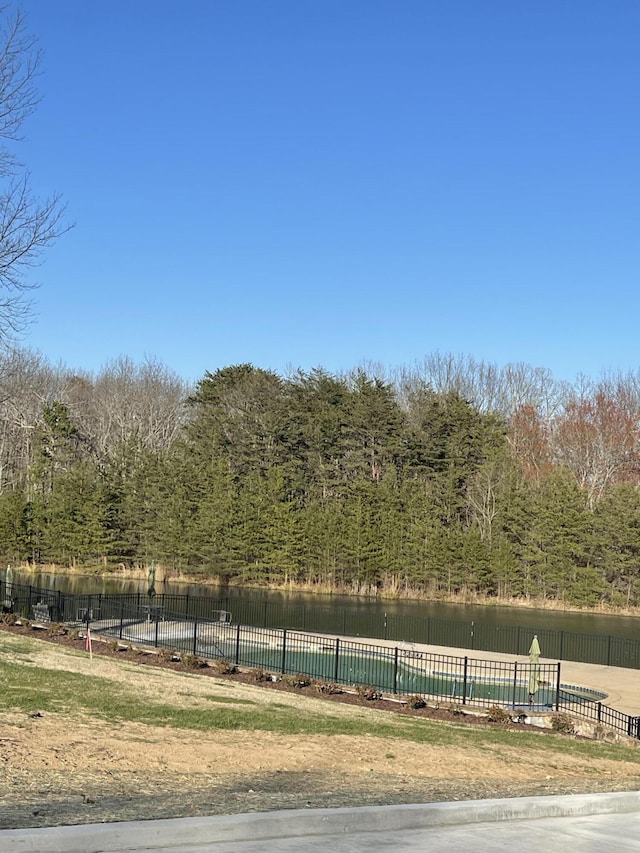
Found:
<box><xmin>3</xmin><ymin>791</ymin><xmax>640</xmax><ymax>853</ymax></box>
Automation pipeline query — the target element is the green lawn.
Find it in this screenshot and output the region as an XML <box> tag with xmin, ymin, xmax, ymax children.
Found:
<box><xmin>1</xmin><ymin>629</ymin><xmax>639</xmax><ymax>766</ymax></box>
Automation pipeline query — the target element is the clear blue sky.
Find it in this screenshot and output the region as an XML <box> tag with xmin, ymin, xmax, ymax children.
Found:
<box><xmin>17</xmin><ymin>1</ymin><xmax>640</xmax><ymax>383</ymax></box>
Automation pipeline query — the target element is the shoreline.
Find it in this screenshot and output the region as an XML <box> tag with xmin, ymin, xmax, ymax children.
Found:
<box><xmin>8</xmin><ymin>562</ymin><xmax>640</xmax><ymax>620</ymax></box>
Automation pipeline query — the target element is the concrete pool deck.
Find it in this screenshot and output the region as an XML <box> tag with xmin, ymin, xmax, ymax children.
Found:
<box><xmin>370</xmin><ymin>637</ymin><xmax>640</xmax><ymax>717</ymax></box>
<box><xmin>233</xmin><ymin>624</ymin><xmax>640</xmax><ymax>716</ymax></box>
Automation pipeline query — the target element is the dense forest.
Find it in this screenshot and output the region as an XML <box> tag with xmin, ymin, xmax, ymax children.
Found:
<box><xmin>3</xmin><ymin>348</ymin><xmax>640</xmax><ymax>607</ymax></box>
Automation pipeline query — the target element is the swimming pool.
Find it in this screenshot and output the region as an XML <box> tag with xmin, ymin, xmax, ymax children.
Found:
<box><xmin>194</xmin><ymin>634</ymin><xmax>607</xmax><ymax>708</ymax></box>
<box><xmin>96</xmin><ymin>616</ymin><xmax>607</xmax><ymax>710</ymax></box>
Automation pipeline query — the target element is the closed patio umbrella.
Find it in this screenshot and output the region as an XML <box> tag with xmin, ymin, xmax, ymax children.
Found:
<box><xmin>528</xmin><ymin>635</ymin><xmax>541</xmax><ymax>704</ymax></box>
<box><xmin>3</xmin><ymin>565</ymin><xmax>13</xmax><ymax>611</ymax></box>
<box><xmin>148</xmin><ymin>561</ymin><xmax>156</xmax><ymax>599</ymax></box>
<box><xmin>5</xmin><ymin>564</ymin><xmax>13</xmax><ymax>598</ymax></box>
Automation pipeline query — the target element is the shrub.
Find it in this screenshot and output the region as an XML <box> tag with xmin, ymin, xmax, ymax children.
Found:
<box><xmin>357</xmin><ymin>685</ymin><xmax>383</xmax><ymax>701</ymax></box>
<box><xmin>249</xmin><ymin>668</ymin><xmax>269</xmax><ymax>682</ymax></box>
<box><xmin>406</xmin><ymin>694</ymin><xmax>427</xmax><ymax>710</ymax></box>
<box><xmin>315</xmin><ymin>681</ymin><xmax>344</xmax><ymax>695</ymax></box>
<box><xmin>282</xmin><ymin>673</ymin><xmax>311</xmax><ymax>689</ymax></box>
<box><xmin>1</xmin><ymin>612</ymin><xmax>17</xmax><ymax>625</ymax></box>
<box><xmin>182</xmin><ymin>654</ymin><xmax>208</xmax><ymax>670</ymax></box>
<box><xmin>158</xmin><ymin>647</ymin><xmax>179</xmax><ymax>662</ymax></box>
<box><xmin>210</xmin><ymin>658</ymin><xmax>237</xmax><ymax>675</ymax></box>
<box><xmin>486</xmin><ymin>705</ymin><xmax>513</xmax><ymax>725</ymax></box>
<box><xmin>551</xmin><ymin>713</ymin><xmax>575</xmax><ymax>734</ymax></box>
<box><xmin>45</xmin><ymin>622</ymin><xmax>66</xmax><ymax>637</ymax></box>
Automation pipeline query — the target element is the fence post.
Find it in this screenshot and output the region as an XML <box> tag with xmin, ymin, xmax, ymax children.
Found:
<box><xmin>597</xmin><ymin>702</ymin><xmax>602</xmax><ymax>723</ymax></box>
<box><xmin>512</xmin><ymin>661</ymin><xmax>518</xmax><ymax>709</ymax></box>
<box><xmin>470</xmin><ymin>622</ymin><xmax>474</xmax><ymax>651</ymax></box>
<box><xmin>334</xmin><ymin>638</ymin><xmax>340</xmax><ymax>683</ymax></box>
<box><xmin>559</xmin><ymin>630</ymin><xmax>564</xmax><ymax>661</ymax></box>
<box><xmin>192</xmin><ymin>618</ymin><xmax>198</xmax><ymax>656</ymax></box>
<box><xmin>607</xmin><ymin>635</ymin><xmax>612</xmax><ymax>667</ymax></box>
<box><xmin>119</xmin><ymin>599</ymin><xmax>124</xmax><ymax>640</ymax></box>
<box><xmin>281</xmin><ymin>629</ymin><xmax>287</xmax><ymax>675</ymax></box>
<box><xmin>155</xmin><ymin>609</ymin><xmax>160</xmax><ymax>648</ymax></box>
<box><xmin>555</xmin><ymin>663</ymin><xmax>562</xmax><ymax>711</ymax></box>
<box><xmin>235</xmin><ymin>623</ymin><xmax>241</xmax><ymax>665</ymax></box>
<box><xmin>393</xmin><ymin>647</ymin><xmax>398</xmax><ymax>694</ymax></box>
<box><xmin>462</xmin><ymin>657</ymin><xmax>468</xmax><ymax>706</ymax></box>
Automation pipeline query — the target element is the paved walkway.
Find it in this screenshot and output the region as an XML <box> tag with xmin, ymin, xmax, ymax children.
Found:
<box><xmin>3</xmin><ymin>792</ymin><xmax>640</xmax><ymax>852</ymax></box>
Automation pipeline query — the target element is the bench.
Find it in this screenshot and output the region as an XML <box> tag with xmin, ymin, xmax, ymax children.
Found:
<box><xmin>139</xmin><ymin>604</ymin><xmax>165</xmax><ymax>623</ymax></box>
<box><xmin>32</xmin><ymin>602</ymin><xmax>51</xmax><ymax>624</ymax></box>
<box><xmin>76</xmin><ymin>607</ymin><xmax>99</xmax><ymax>623</ymax></box>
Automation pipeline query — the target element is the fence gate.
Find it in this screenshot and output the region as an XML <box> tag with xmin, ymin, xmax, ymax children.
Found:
<box><xmin>627</xmin><ymin>716</ymin><xmax>640</xmax><ymax>739</ymax></box>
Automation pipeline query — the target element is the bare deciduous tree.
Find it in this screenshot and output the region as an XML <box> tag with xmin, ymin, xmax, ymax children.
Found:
<box><xmin>0</xmin><ymin>346</ymin><xmax>55</xmax><ymax>491</ymax></box>
<box><xmin>92</xmin><ymin>356</ymin><xmax>190</xmax><ymax>463</ymax></box>
<box><xmin>0</xmin><ymin>7</ymin><xmax>69</xmax><ymax>340</ymax></box>
<box><xmin>395</xmin><ymin>353</ymin><xmax>569</xmax><ymax>420</ymax></box>
<box><xmin>551</xmin><ymin>392</ymin><xmax>639</xmax><ymax>508</ymax></box>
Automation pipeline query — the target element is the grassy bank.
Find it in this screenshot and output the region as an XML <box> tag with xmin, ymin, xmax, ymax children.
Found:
<box><xmin>5</xmin><ymin>627</ymin><xmax>640</xmax><ymax>832</ymax></box>
<box><xmin>1</xmin><ymin>629</ymin><xmax>639</xmax><ymax>765</ymax></box>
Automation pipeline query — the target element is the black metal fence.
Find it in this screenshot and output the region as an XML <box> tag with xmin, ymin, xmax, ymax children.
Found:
<box><xmin>560</xmin><ymin>694</ymin><xmax>640</xmax><ymax>739</ymax></box>
<box><xmin>0</xmin><ymin>584</ymin><xmax>232</xmax><ymax>626</ymax></box>
<box><xmin>5</xmin><ymin>580</ymin><xmax>640</xmax><ymax>739</ymax></box>
<box><xmin>4</xmin><ymin>580</ymin><xmax>640</xmax><ymax>670</ymax></box>
<box><xmin>78</xmin><ymin>598</ymin><xmax>563</xmax><ymax>712</ymax></box>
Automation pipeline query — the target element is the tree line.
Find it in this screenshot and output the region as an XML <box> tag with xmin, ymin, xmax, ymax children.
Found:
<box><xmin>0</xmin><ymin>12</ymin><xmax>636</xmax><ymax>608</ymax></box>
<box><xmin>3</xmin><ymin>349</ymin><xmax>640</xmax><ymax>608</ymax></box>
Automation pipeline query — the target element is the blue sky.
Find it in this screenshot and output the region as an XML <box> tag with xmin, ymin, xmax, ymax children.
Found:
<box><xmin>15</xmin><ymin>1</ymin><xmax>640</xmax><ymax>383</ymax></box>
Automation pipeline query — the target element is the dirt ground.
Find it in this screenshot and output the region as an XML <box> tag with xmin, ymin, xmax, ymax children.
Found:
<box><xmin>2</xmin><ymin>624</ymin><xmax>640</xmax><ymax>829</ymax></box>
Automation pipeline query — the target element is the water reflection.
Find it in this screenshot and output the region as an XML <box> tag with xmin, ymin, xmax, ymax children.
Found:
<box><xmin>3</xmin><ymin>568</ymin><xmax>640</xmax><ymax>640</ymax></box>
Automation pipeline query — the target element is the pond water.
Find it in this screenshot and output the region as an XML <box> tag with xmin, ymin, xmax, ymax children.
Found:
<box><xmin>4</xmin><ymin>568</ymin><xmax>640</xmax><ymax>642</ymax></box>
